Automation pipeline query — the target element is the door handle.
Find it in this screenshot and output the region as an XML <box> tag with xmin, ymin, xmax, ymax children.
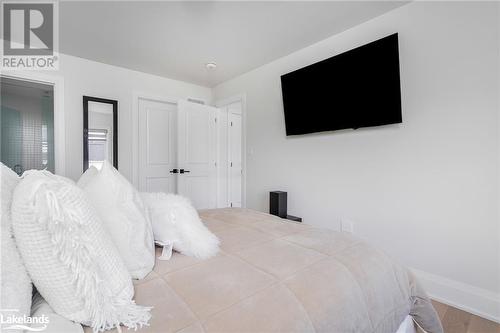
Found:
<box><xmin>179</xmin><ymin>169</ymin><xmax>190</xmax><ymax>174</ymax></box>
<box><xmin>170</xmin><ymin>168</ymin><xmax>179</xmax><ymax>174</ymax></box>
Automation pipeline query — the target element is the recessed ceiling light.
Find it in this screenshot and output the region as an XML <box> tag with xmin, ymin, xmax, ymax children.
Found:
<box><xmin>205</xmin><ymin>62</ymin><xmax>217</xmax><ymax>70</ymax></box>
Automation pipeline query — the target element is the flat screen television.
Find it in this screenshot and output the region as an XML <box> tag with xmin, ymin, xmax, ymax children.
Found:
<box><xmin>280</xmin><ymin>33</ymin><xmax>402</xmax><ymax>136</ymax></box>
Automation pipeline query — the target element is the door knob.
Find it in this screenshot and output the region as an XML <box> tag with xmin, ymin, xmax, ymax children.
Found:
<box><xmin>179</xmin><ymin>169</ymin><xmax>190</xmax><ymax>174</ymax></box>
<box><xmin>170</xmin><ymin>168</ymin><xmax>178</xmax><ymax>174</ymax></box>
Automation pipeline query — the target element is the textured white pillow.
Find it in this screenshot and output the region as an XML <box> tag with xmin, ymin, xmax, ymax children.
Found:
<box><xmin>79</xmin><ymin>161</ymin><xmax>154</xmax><ymax>279</ymax></box>
<box><xmin>141</xmin><ymin>192</ymin><xmax>220</xmax><ymax>259</ymax></box>
<box><xmin>31</xmin><ymin>292</ymin><xmax>83</xmax><ymax>333</ymax></box>
<box><xmin>1</xmin><ymin>163</ymin><xmax>20</xmax><ymax>227</ymax></box>
<box><xmin>11</xmin><ymin>170</ymin><xmax>151</xmax><ymax>332</ymax></box>
<box><xmin>76</xmin><ymin>166</ymin><xmax>98</xmax><ymax>188</ymax></box>
<box><xmin>0</xmin><ymin>163</ymin><xmax>32</xmax><ymax>332</ymax></box>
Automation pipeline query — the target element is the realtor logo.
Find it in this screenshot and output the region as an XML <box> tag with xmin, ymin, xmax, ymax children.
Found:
<box><xmin>1</xmin><ymin>1</ymin><xmax>59</xmax><ymax>70</ymax></box>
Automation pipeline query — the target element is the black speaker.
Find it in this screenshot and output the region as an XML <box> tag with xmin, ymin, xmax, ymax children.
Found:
<box><xmin>270</xmin><ymin>191</ymin><xmax>287</xmax><ymax>218</ymax></box>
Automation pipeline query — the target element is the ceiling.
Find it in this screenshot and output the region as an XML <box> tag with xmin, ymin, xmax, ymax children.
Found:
<box><xmin>60</xmin><ymin>1</ymin><xmax>408</xmax><ymax>87</ymax></box>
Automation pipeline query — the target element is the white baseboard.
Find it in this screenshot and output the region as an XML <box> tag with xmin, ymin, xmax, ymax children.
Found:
<box><xmin>411</xmin><ymin>268</ymin><xmax>500</xmax><ymax>323</ymax></box>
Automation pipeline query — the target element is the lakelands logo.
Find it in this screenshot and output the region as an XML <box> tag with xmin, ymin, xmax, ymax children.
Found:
<box><xmin>1</xmin><ymin>1</ymin><xmax>59</xmax><ymax>70</ymax></box>
<box><xmin>1</xmin><ymin>309</ymin><xmax>49</xmax><ymax>331</ymax></box>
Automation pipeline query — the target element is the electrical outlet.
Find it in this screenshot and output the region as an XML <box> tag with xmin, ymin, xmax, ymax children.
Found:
<box><xmin>341</xmin><ymin>218</ymin><xmax>354</xmax><ymax>233</ymax></box>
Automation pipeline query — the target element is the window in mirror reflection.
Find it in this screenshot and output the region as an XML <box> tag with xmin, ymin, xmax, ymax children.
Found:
<box><xmin>88</xmin><ymin>129</ymin><xmax>108</xmax><ymax>170</ymax></box>
<box><xmin>87</xmin><ymin>101</ymin><xmax>114</xmax><ymax>170</ymax></box>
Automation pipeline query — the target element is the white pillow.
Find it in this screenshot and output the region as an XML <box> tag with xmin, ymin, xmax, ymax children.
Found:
<box><xmin>1</xmin><ymin>163</ymin><xmax>20</xmax><ymax>228</ymax></box>
<box><xmin>141</xmin><ymin>192</ymin><xmax>220</xmax><ymax>259</ymax></box>
<box><xmin>31</xmin><ymin>292</ymin><xmax>83</xmax><ymax>333</ymax></box>
<box><xmin>0</xmin><ymin>163</ymin><xmax>32</xmax><ymax>332</ymax></box>
<box><xmin>79</xmin><ymin>161</ymin><xmax>154</xmax><ymax>279</ymax></box>
<box><xmin>11</xmin><ymin>170</ymin><xmax>151</xmax><ymax>332</ymax></box>
<box><xmin>77</xmin><ymin>166</ymin><xmax>98</xmax><ymax>188</ymax></box>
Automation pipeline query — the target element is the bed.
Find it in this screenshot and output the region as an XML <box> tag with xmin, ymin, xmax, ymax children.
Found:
<box><xmin>86</xmin><ymin>208</ymin><xmax>442</xmax><ymax>333</ymax></box>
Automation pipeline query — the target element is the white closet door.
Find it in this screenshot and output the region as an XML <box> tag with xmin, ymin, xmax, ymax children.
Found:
<box><xmin>177</xmin><ymin>100</ymin><xmax>217</xmax><ymax>209</ymax></box>
<box><xmin>138</xmin><ymin>98</ymin><xmax>177</xmax><ymax>193</ymax></box>
<box><xmin>216</xmin><ymin>107</ymin><xmax>229</xmax><ymax>208</ymax></box>
<box><xmin>228</xmin><ymin>111</ymin><xmax>242</xmax><ymax>207</ymax></box>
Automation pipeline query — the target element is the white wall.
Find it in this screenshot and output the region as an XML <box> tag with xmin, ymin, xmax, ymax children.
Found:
<box><xmin>6</xmin><ymin>53</ymin><xmax>212</xmax><ymax>182</ymax></box>
<box><xmin>214</xmin><ymin>2</ymin><xmax>499</xmax><ymax>320</ymax></box>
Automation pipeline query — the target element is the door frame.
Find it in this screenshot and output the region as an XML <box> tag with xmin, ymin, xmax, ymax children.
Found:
<box><xmin>215</xmin><ymin>94</ymin><xmax>247</xmax><ymax>208</ymax></box>
<box><xmin>0</xmin><ymin>72</ymin><xmax>65</xmax><ymax>176</ymax></box>
<box><xmin>132</xmin><ymin>92</ymin><xmax>179</xmax><ymax>188</ymax></box>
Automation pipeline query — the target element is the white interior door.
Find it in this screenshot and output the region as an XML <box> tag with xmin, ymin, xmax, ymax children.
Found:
<box><xmin>177</xmin><ymin>100</ymin><xmax>217</xmax><ymax>209</ymax></box>
<box><xmin>138</xmin><ymin>98</ymin><xmax>177</xmax><ymax>193</ymax></box>
<box><xmin>228</xmin><ymin>111</ymin><xmax>242</xmax><ymax>207</ymax></box>
<box><xmin>216</xmin><ymin>107</ymin><xmax>229</xmax><ymax>208</ymax></box>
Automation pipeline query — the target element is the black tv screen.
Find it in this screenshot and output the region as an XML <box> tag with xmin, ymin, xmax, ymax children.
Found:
<box><xmin>280</xmin><ymin>33</ymin><xmax>402</xmax><ymax>136</ymax></box>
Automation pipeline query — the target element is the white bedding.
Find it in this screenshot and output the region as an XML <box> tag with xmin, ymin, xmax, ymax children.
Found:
<box><xmin>86</xmin><ymin>208</ymin><xmax>442</xmax><ymax>333</ymax></box>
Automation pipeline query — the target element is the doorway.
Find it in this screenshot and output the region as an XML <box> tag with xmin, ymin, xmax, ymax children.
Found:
<box><xmin>228</xmin><ymin>104</ymin><xmax>242</xmax><ymax>207</ymax></box>
<box><xmin>216</xmin><ymin>97</ymin><xmax>245</xmax><ymax>208</ymax></box>
<box><xmin>137</xmin><ymin>98</ymin><xmax>218</xmax><ymax>209</ymax></box>
<box><xmin>0</xmin><ymin>77</ymin><xmax>55</xmax><ymax>175</ymax></box>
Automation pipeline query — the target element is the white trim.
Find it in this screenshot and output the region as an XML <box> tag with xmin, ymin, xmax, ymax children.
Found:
<box><xmin>411</xmin><ymin>268</ymin><xmax>500</xmax><ymax>323</ymax></box>
<box><xmin>215</xmin><ymin>94</ymin><xmax>247</xmax><ymax>208</ymax></box>
<box><xmin>131</xmin><ymin>92</ymin><xmax>179</xmax><ymax>188</ymax></box>
<box><xmin>1</xmin><ymin>72</ymin><xmax>65</xmax><ymax>176</ymax></box>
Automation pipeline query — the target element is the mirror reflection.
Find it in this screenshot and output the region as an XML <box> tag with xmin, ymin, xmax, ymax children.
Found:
<box><xmin>83</xmin><ymin>96</ymin><xmax>117</xmax><ymax>171</ymax></box>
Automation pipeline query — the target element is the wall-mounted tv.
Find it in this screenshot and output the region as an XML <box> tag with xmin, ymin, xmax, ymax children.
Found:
<box><xmin>280</xmin><ymin>33</ymin><xmax>402</xmax><ymax>136</ymax></box>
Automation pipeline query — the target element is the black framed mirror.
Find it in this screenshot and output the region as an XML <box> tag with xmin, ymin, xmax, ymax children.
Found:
<box><xmin>83</xmin><ymin>96</ymin><xmax>118</xmax><ymax>172</ymax></box>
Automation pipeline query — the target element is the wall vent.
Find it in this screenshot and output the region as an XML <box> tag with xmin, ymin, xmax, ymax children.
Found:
<box><xmin>187</xmin><ymin>98</ymin><xmax>205</xmax><ymax>105</ymax></box>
